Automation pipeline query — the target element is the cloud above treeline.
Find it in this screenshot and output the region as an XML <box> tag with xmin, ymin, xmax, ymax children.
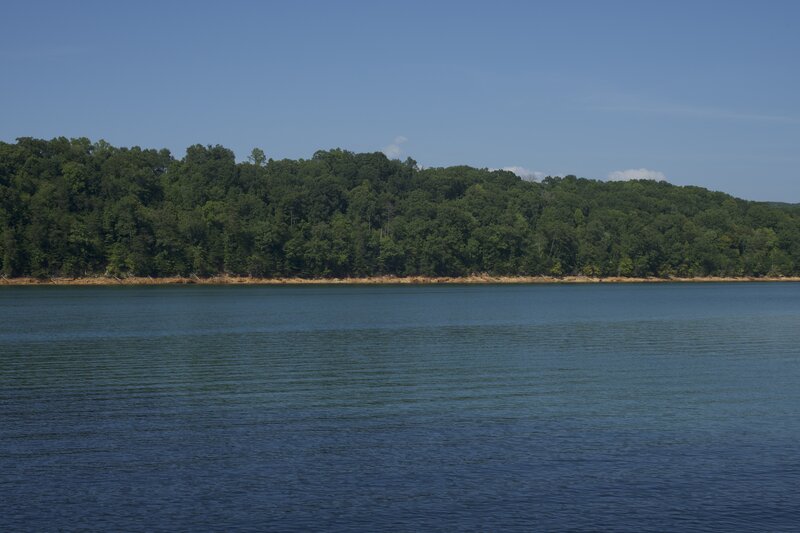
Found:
<box><xmin>382</xmin><ymin>136</ymin><xmax>407</xmax><ymax>159</ymax></box>
<box><xmin>500</xmin><ymin>166</ymin><xmax>545</xmax><ymax>181</ymax></box>
<box><xmin>607</xmin><ymin>168</ymin><xmax>666</xmax><ymax>181</ymax></box>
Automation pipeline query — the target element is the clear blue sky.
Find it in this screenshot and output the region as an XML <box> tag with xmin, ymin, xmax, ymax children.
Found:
<box><xmin>2</xmin><ymin>1</ymin><xmax>799</xmax><ymax>201</ymax></box>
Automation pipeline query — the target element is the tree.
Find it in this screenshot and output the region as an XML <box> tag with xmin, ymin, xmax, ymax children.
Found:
<box><xmin>0</xmin><ymin>136</ymin><xmax>798</xmax><ymax>279</ymax></box>
<box><xmin>248</xmin><ymin>148</ymin><xmax>266</xmax><ymax>167</ymax></box>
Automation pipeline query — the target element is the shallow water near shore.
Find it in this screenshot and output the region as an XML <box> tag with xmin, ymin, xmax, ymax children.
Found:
<box><xmin>2</xmin><ymin>283</ymin><xmax>800</xmax><ymax>531</ymax></box>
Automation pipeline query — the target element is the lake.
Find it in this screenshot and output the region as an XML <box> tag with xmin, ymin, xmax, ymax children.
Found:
<box><xmin>2</xmin><ymin>283</ymin><xmax>799</xmax><ymax>531</ymax></box>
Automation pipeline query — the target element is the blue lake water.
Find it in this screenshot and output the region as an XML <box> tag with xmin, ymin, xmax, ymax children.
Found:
<box><xmin>2</xmin><ymin>283</ymin><xmax>799</xmax><ymax>531</ymax></box>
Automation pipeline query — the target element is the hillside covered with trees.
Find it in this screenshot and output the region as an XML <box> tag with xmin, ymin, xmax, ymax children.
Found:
<box><xmin>1</xmin><ymin>137</ymin><xmax>799</xmax><ymax>279</ymax></box>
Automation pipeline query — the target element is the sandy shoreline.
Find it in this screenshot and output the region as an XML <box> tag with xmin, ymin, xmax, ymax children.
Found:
<box><xmin>2</xmin><ymin>274</ymin><xmax>800</xmax><ymax>286</ymax></box>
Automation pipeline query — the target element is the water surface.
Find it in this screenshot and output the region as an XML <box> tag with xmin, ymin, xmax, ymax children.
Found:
<box><xmin>2</xmin><ymin>283</ymin><xmax>799</xmax><ymax>531</ymax></box>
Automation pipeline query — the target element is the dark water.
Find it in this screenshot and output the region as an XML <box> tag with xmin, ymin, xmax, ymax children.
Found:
<box><xmin>2</xmin><ymin>283</ymin><xmax>800</xmax><ymax>531</ymax></box>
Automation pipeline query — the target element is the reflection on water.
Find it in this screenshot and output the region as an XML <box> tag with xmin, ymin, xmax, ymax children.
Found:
<box><xmin>2</xmin><ymin>284</ymin><xmax>800</xmax><ymax>531</ymax></box>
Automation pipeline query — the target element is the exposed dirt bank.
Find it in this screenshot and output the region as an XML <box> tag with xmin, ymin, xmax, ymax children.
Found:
<box><xmin>2</xmin><ymin>275</ymin><xmax>800</xmax><ymax>286</ymax></box>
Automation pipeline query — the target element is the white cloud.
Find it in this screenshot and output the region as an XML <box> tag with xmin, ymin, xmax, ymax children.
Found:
<box><xmin>382</xmin><ymin>136</ymin><xmax>407</xmax><ymax>159</ymax></box>
<box><xmin>492</xmin><ymin>166</ymin><xmax>547</xmax><ymax>181</ymax></box>
<box><xmin>607</xmin><ymin>168</ymin><xmax>666</xmax><ymax>181</ymax></box>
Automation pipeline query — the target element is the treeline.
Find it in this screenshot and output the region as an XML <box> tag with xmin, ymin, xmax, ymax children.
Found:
<box><xmin>1</xmin><ymin>137</ymin><xmax>800</xmax><ymax>278</ymax></box>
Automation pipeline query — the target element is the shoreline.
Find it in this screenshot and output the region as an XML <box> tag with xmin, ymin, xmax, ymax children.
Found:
<box><xmin>2</xmin><ymin>274</ymin><xmax>800</xmax><ymax>286</ymax></box>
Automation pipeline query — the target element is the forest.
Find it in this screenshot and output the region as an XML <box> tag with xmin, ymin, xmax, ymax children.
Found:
<box><xmin>1</xmin><ymin>137</ymin><xmax>799</xmax><ymax>279</ymax></box>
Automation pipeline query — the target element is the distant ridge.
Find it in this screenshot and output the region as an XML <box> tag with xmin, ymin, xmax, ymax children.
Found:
<box><xmin>764</xmin><ymin>201</ymin><xmax>800</xmax><ymax>209</ymax></box>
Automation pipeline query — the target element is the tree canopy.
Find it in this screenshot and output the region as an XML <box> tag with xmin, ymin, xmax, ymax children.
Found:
<box><xmin>2</xmin><ymin>137</ymin><xmax>799</xmax><ymax>278</ymax></box>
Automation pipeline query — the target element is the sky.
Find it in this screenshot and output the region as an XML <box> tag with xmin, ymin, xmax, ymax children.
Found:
<box><xmin>1</xmin><ymin>1</ymin><xmax>799</xmax><ymax>202</ymax></box>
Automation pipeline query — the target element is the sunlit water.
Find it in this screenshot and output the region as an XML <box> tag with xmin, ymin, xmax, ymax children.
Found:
<box><xmin>2</xmin><ymin>283</ymin><xmax>799</xmax><ymax>531</ymax></box>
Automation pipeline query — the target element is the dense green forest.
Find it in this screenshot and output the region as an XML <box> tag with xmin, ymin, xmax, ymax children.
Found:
<box><xmin>1</xmin><ymin>137</ymin><xmax>800</xmax><ymax>278</ymax></box>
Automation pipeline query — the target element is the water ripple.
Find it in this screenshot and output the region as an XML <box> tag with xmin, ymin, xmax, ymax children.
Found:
<box><xmin>2</xmin><ymin>284</ymin><xmax>800</xmax><ymax>531</ymax></box>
